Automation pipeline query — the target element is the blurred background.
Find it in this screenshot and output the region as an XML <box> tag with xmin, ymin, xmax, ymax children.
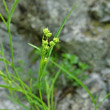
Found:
<box><xmin>0</xmin><ymin>0</ymin><xmax>110</xmax><ymax>110</ymax></box>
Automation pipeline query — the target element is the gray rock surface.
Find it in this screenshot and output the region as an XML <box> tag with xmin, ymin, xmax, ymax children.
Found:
<box><xmin>89</xmin><ymin>0</ymin><xmax>110</xmax><ymax>22</ymax></box>
<box><xmin>1</xmin><ymin>0</ymin><xmax>110</xmax><ymax>109</ymax></box>
<box><xmin>0</xmin><ymin>87</ymin><xmax>20</xmax><ymax>109</ymax></box>
<box><xmin>1</xmin><ymin>0</ymin><xmax>110</xmax><ymax>70</ymax></box>
<box><xmin>57</xmin><ymin>73</ymin><xmax>110</xmax><ymax>110</ymax></box>
<box><xmin>0</xmin><ymin>22</ymin><xmax>33</xmax><ymax>70</ymax></box>
<box><xmin>56</xmin><ymin>0</ymin><xmax>110</xmax><ymax>71</ymax></box>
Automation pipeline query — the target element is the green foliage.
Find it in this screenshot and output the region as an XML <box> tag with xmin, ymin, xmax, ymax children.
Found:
<box><xmin>44</xmin><ymin>53</ymin><xmax>88</xmax><ymax>88</ymax></box>
<box><xmin>0</xmin><ymin>1</ymin><xmax>110</xmax><ymax>110</ymax></box>
<box><xmin>61</xmin><ymin>53</ymin><xmax>88</xmax><ymax>87</ymax></box>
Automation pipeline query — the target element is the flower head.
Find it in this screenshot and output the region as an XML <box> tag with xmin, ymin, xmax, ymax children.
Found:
<box><xmin>43</xmin><ymin>28</ymin><xmax>52</xmax><ymax>38</ymax></box>
<box><xmin>43</xmin><ymin>28</ymin><xmax>50</xmax><ymax>35</ymax></box>
<box><xmin>42</xmin><ymin>40</ymin><xmax>48</xmax><ymax>46</ymax></box>
<box><xmin>44</xmin><ymin>57</ymin><xmax>48</xmax><ymax>63</ymax></box>
<box><xmin>46</xmin><ymin>33</ymin><xmax>52</xmax><ymax>38</ymax></box>
<box><xmin>50</xmin><ymin>41</ymin><xmax>55</xmax><ymax>47</ymax></box>
<box><xmin>53</xmin><ymin>38</ymin><xmax>59</xmax><ymax>43</ymax></box>
<box><xmin>44</xmin><ymin>46</ymin><xmax>49</xmax><ymax>51</ymax></box>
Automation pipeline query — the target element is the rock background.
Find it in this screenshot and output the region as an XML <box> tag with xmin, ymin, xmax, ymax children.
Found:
<box><xmin>0</xmin><ymin>0</ymin><xmax>110</xmax><ymax>110</ymax></box>
<box><xmin>1</xmin><ymin>0</ymin><xmax>110</xmax><ymax>71</ymax></box>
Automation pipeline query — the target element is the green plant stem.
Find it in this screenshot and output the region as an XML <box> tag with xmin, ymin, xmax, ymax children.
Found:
<box><xmin>2</xmin><ymin>71</ymin><xmax>46</xmax><ymax>108</ymax></box>
<box><xmin>38</xmin><ymin>79</ymin><xmax>45</xmax><ymax>109</ymax></box>
<box><xmin>7</xmin><ymin>0</ymin><xmax>19</xmax><ymax>25</ymax></box>
<box><xmin>0</xmin><ymin>42</ymin><xmax>17</xmax><ymax>107</ymax></box>
<box><xmin>3</xmin><ymin>0</ymin><xmax>9</xmax><ymax>16</ymax></box>
<box><xmin>51</xmin><ymin>88</ymin><xmax>54</xmax><ymax>110</ymax></box>
<box><xmin>95</xmin><ymin>106</ymin><xmax>97</xmax><ymax>110</ymax></box>
<box><xmin>38</xmin><ymin>56</ymin><xmax>47</xmax><ymax>110</ymax></box>
<box><xmin>0</xmin><ymin>13</ymin><xmax>7</xmax><ymax>27</ymax></box>
<box><xmin>45</xmin><ymin>78</ymin><xmax>50</xmax><ymax>110</ymax></box>
<box><xmin>7</xmin><ymin>27</ymin><xmax>15</xmax><ymax>67</ymax></box>
<box><xmin>1</xmin><ymin>43</ymin><xmax>10</xmax><ymax>79</ymax></box>
<box><xmin>0</xmin><ymin>83</ymin><xmax>46</xmax><ymax>109</ymax></box>
<box><xmin>5</xmin><ymin>24</ymin><xmax>34</xmax><ymax>107</ymax></box>
<box><xmin>13</xmin><ymin>68</ymin><xmax>35</xmax><ymax>109</ymax></box>
<box><xmin>5</xmin><ymin>0</ymin><xmax>35</xmax><ymax>108</ymax></box>
<box><xmin>50</xmin><ymin>70</ymin><xmax>61</xmax><ymax>110</ymax></box>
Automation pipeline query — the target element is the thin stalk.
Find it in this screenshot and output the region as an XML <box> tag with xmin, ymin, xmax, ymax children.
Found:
<box><xmin>5</xmin><ymin>0</ymin><xmax>35</xmax><ymax>108</ymax></box>
<box><xmin>7</xmin><ymin>0</ymin><xmax>19</xmax><ymax>26</ymax></box>
<box><xmin>4</xmin><ymin>72</ymin><xmax>46</xmax><ymax>107</ymax></box>
<box><xmin>0</xmin><ymin>13</ymin><xmax>7</xmax><ymax>27</ymax></box>
<box><xmin>38</xmin><ymin>56</ymin><xmax>47</xmax><ymax>110</ymax></box>
<box><xmin>50</xmin><ymin>70</ymin><xmax>61</xmax><ymax>110</ymax></box>
<box><xmin>13</xmin><ymin>68</ymin><xmax>35</xmax><ymax>109</ymax></box>
<box><xmin>51</xmin><ymin>87</ymin><xmax>54</xmax><ymax>110</ymax></box>
<box><xmin>3</xmin><ymin>0</ymin><xmax>9</xmax><ymax>16</ymax></box>
<box><xmin>45</xmin><ymin>78</ymin><xmax>50</xmax><ymax>110</ymax></box>
<box><xmin>1</xmin><ymin>42</ymin><xmax>10</xmax><ymax>79</ymax></box>
<box><xmin>95</xmin><ymin>106</ymin><xmax>97</xmax><ymax>110</ymax></box>
<box><xmin>0</xmin><ymin>42</ymin><xmax>17</xmax><ymax>108</ymax></box>
<box><xmin>7</xmin><ymin>27</ymin><xmax>15</xmax><ymax>67</ymax></box>
<box><xmin>38</xmin><ymin>78</ymin><xmax>46</xmax><ymax>110</ymax></box>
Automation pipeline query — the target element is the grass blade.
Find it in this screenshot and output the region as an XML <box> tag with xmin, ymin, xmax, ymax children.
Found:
<box><xmin>97</xmin><ymin>93</ymin><xmax>110</xmax><ymax>108</ymax></box>
<box><xmin>0</xmin><ymin>13</ymin><xmax>7</xmax><ymax>27</ymax></box>
<box><xmin>8</xmin><ymin>0</ymin><xmax>19</xmax><ymax>25</ymax></box>
<box><xmin>3</xmin><ymin>0</ymin><xmax>9</xmax><ymax>16</ymax></box>
<box><xmin>55</xmin><ymin>3</ymin><xmax>77</xmax><ymax>38</ymax></box>
<box><xmin>28</xmin><ymin>43</ymin><xmax>41</xmax><ymax>51</ymax></box>
<box><xmin>50</xmin><ymin>70</ymin><xmax>61</xmax><ymax>110</ymax></box>
<box><xmin>0</xmin><ymin>85</ymin><xmax>22</xmax><ymax>92</ymax></box>
<box><xmin>0</xmin><ymin>58</ymin><xmax>11</xmax><ymax>66</ymax></box>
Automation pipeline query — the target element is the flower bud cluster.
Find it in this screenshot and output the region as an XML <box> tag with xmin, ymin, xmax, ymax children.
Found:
<box><xmin>42</xmin><ymin>28</ymin><xmax>60</xmax><ymax>63</ymax></box>
<box><xmin>43</xmin><ymin>28</ymin><xmax>52</xmax><ymax>38</ymax></box>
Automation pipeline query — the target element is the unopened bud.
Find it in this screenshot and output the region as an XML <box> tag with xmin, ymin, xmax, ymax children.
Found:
<box><xmin>43</xmin><ymin>28</ymin><xmax>50</xmax><ymax>35</ymax></box>
<box><xmin>44</xmin><ymin>57</ymin><xmax>48</xmax><ymax>63</ymax></box>
<box><xmin>50</xmin><ymin>41</ymin><xmax>55</xmax><ymax>47</ymax></box>
<box><xmin>42</xmin><ymin>40</ymin><xmax>48</xmax><ymax>45</ymax></box>
<box><xmin>46</xmin><ymin>33</ymin><xmax>52</xmax><ymax>37</ymax></box>
<box><xmin>53</xmin><ymin>38</ymin><xmax>59</xmax><ymax>43</ymax></box>
<box><xmin>45</xmin><ymin>46</ymin><xmax>49</xmax><ymax>51</ymax></box>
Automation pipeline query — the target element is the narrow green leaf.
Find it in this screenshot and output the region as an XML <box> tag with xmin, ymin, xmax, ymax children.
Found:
<box><xmin>0</xmin><ymin>84</ymin><xmax>22</xmax><ymax>92</ymax></box>
<box><xmin>7</xmin><ymin>94</ymin><xmax>30</xmax><ymax>110</ymax></box>
<box><xmin>0</xmin><ymin>58</ymin><xmax>11</xmax><ymax>66</ymax></box>
<box><xmin>1</xmin><ymin>42</ymin><xmax>11</xmax><ymax>78</ymax></box>
<box><xmin>46</xmin><ymin>4</ymin><xmax>77</xmax><ymax>61</ymax></box>
<box><xmin>28</xmin><ymin>43</ymin><xmax>41</xmax><ymax>51</ymax></box>
<box><xmin>55</xmin><ymin>3</ymin><xmax>77</xmax><ymax>38</ymax></box>
<box><xmin>50</xmin><ymin>70</ymin><xmax>61</xmax><ymax>93</ymax></box>
<box><xmin>97</xmin><ymin>93</ymin><xmax>110</xmax><ymax>108</ymax></box>
<box><xmin>0</xmin><ymin>13</ymin><xmax>7</xmax><ymax>27</ymax></box>
<box><xmin>3</xmin><ymin>0</ymin><xmax>9</xmax><ymax>16</ymax></box>
<box><xmin>8</xmin><ymin>0</ymin><xmax>19</xmax><ymax>25</ymax></box>
<box><xmin>45</xmin><ymin>78</ymin><xmax>50</xmax><ymax>109</ymax></box>
<box><xmin>0</xmin><ymin>84</ymin><xmax>45</xmax><ymax>108</ymax></box>
<box><xmin>50</xmin><ymin>70</ymin><xmax>61</xmax><ymax>110</ymax></box>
